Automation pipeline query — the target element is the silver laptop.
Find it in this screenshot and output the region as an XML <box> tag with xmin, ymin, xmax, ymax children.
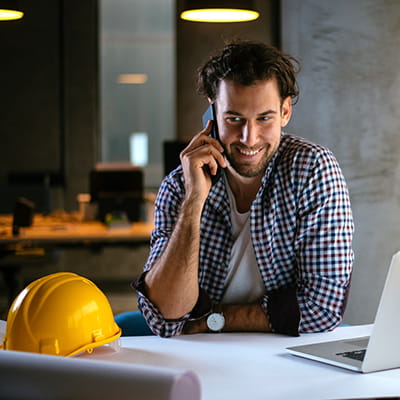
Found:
<box><xmin>287</xmin><ymin>251</ymin><xmax>400</xmax><ymax>373</ymax></box>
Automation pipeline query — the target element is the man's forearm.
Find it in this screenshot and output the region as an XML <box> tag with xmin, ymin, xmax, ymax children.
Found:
<box><xmin>222</xmin><ymin>304</ymin><xmax>271</xmax><ymax>332</ymax></box>
<box><xmin>144</xmin><ymin>198</ymin><xmax>203</xmax><ymax>320</ymax></box>
<box><xmin>182</xmin><ymin>303</ymin><xmax>272</xmax><ymax>334</ymax></box>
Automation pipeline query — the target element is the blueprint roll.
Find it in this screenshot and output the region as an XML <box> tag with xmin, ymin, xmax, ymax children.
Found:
<box><xmin>0</xmin><ymin>349</ymin><xmax>201</xmax><ymax>400</ymax></box>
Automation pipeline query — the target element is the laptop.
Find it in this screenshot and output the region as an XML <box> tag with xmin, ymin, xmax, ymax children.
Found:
<box><xmin>287</xmin><ymin>251</ymin><xmax>400</xmax><ymax>373</ymax></box>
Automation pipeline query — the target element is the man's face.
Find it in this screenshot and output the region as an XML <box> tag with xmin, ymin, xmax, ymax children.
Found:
<box><xmin>214</xmin><ymin>78</ymin><xmax>292</xmax><ymax>178</ymax></box>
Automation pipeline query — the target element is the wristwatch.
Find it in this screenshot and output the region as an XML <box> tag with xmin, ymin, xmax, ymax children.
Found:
<box><xmin>207</xmin><ymin>311</ymin><xmax>225</xmax><ymax>332</ymax></box>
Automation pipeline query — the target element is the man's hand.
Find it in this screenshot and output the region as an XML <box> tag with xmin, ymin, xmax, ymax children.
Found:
<box><xmin>144</xmin><ymin>124</ymin><xmax>226</xmax><ymax>324</ymax></box>
<box><xmin>180</xmin><ymin>121</ymin><xmax>226</xmax><ymax>202</ymax></box>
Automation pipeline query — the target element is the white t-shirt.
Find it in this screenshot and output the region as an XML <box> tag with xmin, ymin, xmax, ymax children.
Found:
<box><xmin>221</xmin><ymin>176</ymin><xmax>265</xmax><ymax>304</ymax></box>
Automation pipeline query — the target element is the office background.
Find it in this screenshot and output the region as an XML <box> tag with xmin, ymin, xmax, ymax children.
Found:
<box><xmin>0</xmin><ymin>0</ymin><xmax>399</xmax><ymax>326</ymax></box>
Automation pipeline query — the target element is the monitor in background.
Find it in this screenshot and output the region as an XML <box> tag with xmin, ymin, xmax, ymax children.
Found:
<box><xmin>90</xmin><ymin>164</ymin><xmax>143</xmax><ymax>223</ymax></box>
<box><xmin>0</xmin><ymin>183</ymin><xmax>51</xmax><ymax>215</ymax></box>
<box><xmin>163</xmin><ymin>140</ymin><xmax>188</xmax><ymax>177</ymax></box>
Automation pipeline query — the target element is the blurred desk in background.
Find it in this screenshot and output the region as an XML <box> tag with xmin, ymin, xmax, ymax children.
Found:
<box><xmin>0</xmin><ymin>213</ymin><xmax>153</xmax><ymax>307</ymax></box>
<box><xmin>0</xmin><ymin>213</ymin><xmax>153</xmax><ymax>247</ymax></box>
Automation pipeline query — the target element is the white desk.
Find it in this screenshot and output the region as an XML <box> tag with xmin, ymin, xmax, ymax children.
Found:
<box><xmin>80</xmin><ymin>325</ymin><xmax>400</xmax><ymax>400</ymax></box>
<box><xmin>2</xmin><ymin>324</ymin><xmax>400</xmax><ymax>399</ymax></box>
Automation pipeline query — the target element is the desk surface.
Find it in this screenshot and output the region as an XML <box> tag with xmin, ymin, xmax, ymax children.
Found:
<box><xmin>0</xmin><ymin>214</ymin><xmax>153</xmax><ymax>246</ymax></box>
<box><xmin>79</xmin><ymin>325</ymin><xmax>400</xmax><ymax>400</ymax></box>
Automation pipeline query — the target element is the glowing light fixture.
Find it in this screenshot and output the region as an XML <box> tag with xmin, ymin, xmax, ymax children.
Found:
<box><xmin>180</xmin><ymin>0</ymin><xmax>259</xmax><ymax>23</ymax></box>
<box><xmin>0</xmin><ymin>0</ymin><xmax>24</xmax><ymax>21</ymax></box>
<box><xmin>117</xmin><ymin>74</ymin><xmax>148</xmax><ymax>84</ymax></box>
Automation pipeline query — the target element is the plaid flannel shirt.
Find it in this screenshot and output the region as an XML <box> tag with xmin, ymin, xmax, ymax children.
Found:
<box><xmin>133</xmin><ymin>133</ymin><xmax>354</xmax><ymax>337</ymax></box>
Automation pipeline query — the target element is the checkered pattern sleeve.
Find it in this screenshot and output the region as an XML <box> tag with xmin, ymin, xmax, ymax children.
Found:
<box><xmin>252</xmin><ymin>135</ymin><xmax>353</xmax><ymax>335</ymax></box>
<box><xmin>133</xmin><ymin>168</ymin><xmax>212</xmax><ymax>337</ymax></box>
<box><xmin>132</xmin><ymin>170</ymin><xmax>183</xmax><ymax>337</ymax></box>
<box><xmin>290</xmin><ymin>142</ymin><xmax>353</xmax><ymax>333</ymax></box>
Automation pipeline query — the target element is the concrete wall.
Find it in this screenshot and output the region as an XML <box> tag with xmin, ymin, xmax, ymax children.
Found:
<box><xmin>281</xmin><ymin>0</ymin><xmax>400</xmax><ymax>324</ymax></box>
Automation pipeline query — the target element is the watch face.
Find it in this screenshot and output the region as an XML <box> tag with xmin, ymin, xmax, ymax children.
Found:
<box><xmin>207</xmin><ymin>313</ymin><xmax>225</xmax><ymax>332</ymax></box>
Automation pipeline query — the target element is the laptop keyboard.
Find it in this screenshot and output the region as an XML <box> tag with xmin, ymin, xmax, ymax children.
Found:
<box><xmin>336</xmin><ymin>349</ymin><xmax>366</xmax><ymax>361</ymax></box>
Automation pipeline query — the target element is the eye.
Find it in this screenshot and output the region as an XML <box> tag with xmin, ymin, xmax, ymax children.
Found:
<box><xmin>259</xmin><ymin>116</ymin><xmax>271</xmax><ymax>122</ymax></box>
<box><xmin>227</xmin><ymin>116</ymin><xmax>242</xmax><ymax>123</ymax></box>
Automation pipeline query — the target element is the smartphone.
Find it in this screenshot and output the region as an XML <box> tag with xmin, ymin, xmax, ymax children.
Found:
<box><xmin>202</xmin><ymin>104</ymin><xmax>223</xmax><ymax>185</ymax></box>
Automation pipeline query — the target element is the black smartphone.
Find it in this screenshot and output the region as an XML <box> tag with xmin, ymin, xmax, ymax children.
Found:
<box><xmin>202</xmin><ymin>104</ymin><xmax>223</xmax><ymax>185</ymax></box>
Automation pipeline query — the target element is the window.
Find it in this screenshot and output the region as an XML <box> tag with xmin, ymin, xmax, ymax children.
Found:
<box><xmin>100</xmin><ymin>0</ymin><xmax>175</xmax><ymax>188</ymax></box>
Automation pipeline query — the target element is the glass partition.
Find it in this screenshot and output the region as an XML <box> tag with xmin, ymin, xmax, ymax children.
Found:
<box><xmin>99</xmin><ymin>0</ymin><xmax>175</xmax><ymax>189</ymax></box>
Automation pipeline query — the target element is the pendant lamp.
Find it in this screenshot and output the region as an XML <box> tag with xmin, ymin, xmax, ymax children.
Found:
<box><xmin>0</xmin><ymin>0</ymin><xmax>24</xmax><ymax>21</ymax></box>
<box><xmin>180</xmin><ymin>0</ymin><xmax>260</xmax><ymax>23</ymax></box>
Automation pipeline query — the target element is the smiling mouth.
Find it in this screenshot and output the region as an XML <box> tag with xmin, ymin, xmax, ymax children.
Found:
<box><xmin>237</xmin><ymin>147</ymin><xmax>263</xmax><ymax>157</ymax></box>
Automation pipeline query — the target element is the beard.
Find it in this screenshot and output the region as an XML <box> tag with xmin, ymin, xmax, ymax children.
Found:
<box><xmin>223</xmin><ymin>143</ymin><xmax>279</xmax><ymax>178</ymax></box>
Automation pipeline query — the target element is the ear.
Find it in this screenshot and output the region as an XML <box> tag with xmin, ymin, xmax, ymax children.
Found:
<box><xmin>280</xmin><ymin>96</ymin><xmax>292</xmax><ymax>128</ymax></box>
<box><xmin>208</xmin><ymin>97</ymin><xmax>214</xmax><ymax>105</ymax></box>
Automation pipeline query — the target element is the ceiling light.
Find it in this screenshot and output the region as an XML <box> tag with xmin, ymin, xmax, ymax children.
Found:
<box><xmin>117</xmin><ymin>74</ymin><xmax>148</xmax><ymax>84</ymax></box>
<box><xmin>0</xmin><ymin>1</ymin><xmax>24</xmax><ymax>21</ymax></box>
<box><xmin>180</xmin><ymin>0</ymin><xmax>259</xmax><ymax>23</ymax></box>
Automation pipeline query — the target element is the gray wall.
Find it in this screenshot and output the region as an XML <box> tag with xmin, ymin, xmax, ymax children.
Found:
<box><xmin>281</xmin><ymin>0</ymin><xmax>400</xmax><ymax>324</ymax></box>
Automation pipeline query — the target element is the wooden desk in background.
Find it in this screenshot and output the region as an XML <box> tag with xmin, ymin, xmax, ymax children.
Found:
<box><xmin>0</xmin><ymin>214</ymin><xmax>153</xmax><ymax>247</ymax></box>
<box><xmin>0</xmin><ymin>213</ymin><xmax>153</xmax><ymax>306</ymax></box>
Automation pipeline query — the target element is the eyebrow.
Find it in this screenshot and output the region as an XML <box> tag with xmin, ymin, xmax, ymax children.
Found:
<box><xmin>223</xmin><ymin>109</ymin><xmax>278</xmax><ymax>117</ymax></box>
<box><xmin>258</xmin><ymin>110</ymin><xmax>278</xmax><ymax>117</ymax></box>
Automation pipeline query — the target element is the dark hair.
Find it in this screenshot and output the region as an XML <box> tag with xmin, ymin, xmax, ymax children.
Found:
<box><xmin>197</xmin><ymin>40</ymin><xmax>300</xmax><ymax>104</ymax></box>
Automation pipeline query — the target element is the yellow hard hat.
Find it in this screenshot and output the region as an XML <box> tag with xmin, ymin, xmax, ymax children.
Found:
<box><xmin>1</xmin><ymin>272</ymin><xmax>121</xmax><ymax>357</ymax></box>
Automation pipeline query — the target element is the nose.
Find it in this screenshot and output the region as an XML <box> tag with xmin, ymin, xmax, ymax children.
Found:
<box><xmin>240</xmin><ymin>121</ymin><xmax>258</xmax><ymax>147</ymax></box>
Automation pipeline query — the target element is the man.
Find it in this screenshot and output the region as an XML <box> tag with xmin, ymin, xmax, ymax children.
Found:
<box><xmin>133</xmin><ymin>40</ymin><xmax>353</xmax><ymax>337</ymax></box>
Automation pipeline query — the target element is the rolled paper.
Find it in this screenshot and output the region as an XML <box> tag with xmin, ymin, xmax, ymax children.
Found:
<box><xmin>0</xmin><ymin>349</ymin><xmax>201</xmax><ymax>400</ymax></box>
